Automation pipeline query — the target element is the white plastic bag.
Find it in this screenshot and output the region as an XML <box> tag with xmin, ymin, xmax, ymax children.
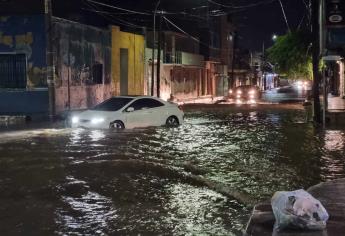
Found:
<box><xmin>271</xmin><ymin>189</ymin><xmax>329</xmax><ymax>231</ymax></box>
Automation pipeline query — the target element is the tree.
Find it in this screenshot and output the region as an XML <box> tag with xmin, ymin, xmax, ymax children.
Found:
<box><xmin>267</xmin><ymin>31</ymin><xmax>312</xmax><ymax>80</ymax></box>
<box><xmin>311</xmin><ymin>0</ymin><xmax>321</xmax><ymax>123</ymax></box>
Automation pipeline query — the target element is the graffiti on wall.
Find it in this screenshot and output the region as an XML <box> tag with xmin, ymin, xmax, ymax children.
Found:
<box><xmin>53</xmin><ymin>18</ymin><xmax>111</xmax><ymax>88</ymax></box>
<box><xmin>53</xmin><ymin>17</ymin><xmax>112</xmax><ymax>111</ymax></box>
<box><xmin>0</xmin><ymin>15</ymin><xmax>47</xmax><ymax>88</ymax></box>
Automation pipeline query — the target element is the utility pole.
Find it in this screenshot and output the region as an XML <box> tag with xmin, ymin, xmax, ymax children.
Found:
<box><xmin>45</xmin><ymin>0</ymin><xmax>55</xmax><ymax>120</ymax></box>
<box><xmin>262</xmin><ymin>40</ymin><xmax>266</xmax><ymax>90</ymax></box>
<box><xmin>230</xmin><ymin>32</ymin><xmax>236</xmax><ymax>89</ymax></box>
<box><xmin>311</xmin><ymin>0</ymin><xmax>321</xmax><ymax>123</ymax></box>
<box><xmin>151</xmin><ymin>0</ymin><xmax>160</xmax><ymax>96</ymax></box>
<box><xmin>156</xmin><ymin>12</ymin><xmax>162</xmax><ymax>98</ymax></box>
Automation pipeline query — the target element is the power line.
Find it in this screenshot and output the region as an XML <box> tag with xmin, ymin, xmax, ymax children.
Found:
<box><xmin>207</xmin><ymin>0</ymin><xmax>277</xmax><ymax>9</ymax></box>
<box><xmin>163</xmin><ymin>16</ymin><xmax>200</xmax><ymax>42</ymax></box>
<box><xmin>278</xmin><ymin>0</ymin><xmax>290</xmax><ymax>32</ymax></box>
<box><xmin>163</xmin><ymin>16</ymin><xmax>221</xmax><ymax>51</ymax></box>
<box><xmin>86</xmin><ymin>0</ymin><xmax>151</xmax><ymax>15</ymax></box>
<box><xmin>83</xmin><ymin>0</ymin><xmax>146</xmax><ymax>29</ymax></box>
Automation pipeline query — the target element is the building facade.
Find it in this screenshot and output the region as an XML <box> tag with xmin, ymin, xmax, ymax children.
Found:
<box><xmin>0</xmin><ymin>13</ymin><xmax>49</xmax><ymax>115</ymax></box>
<box><xmin>0</xmin><ymin>0</ymin><xmax>146</xmax><ymax>116</ymax></box>
<box><xmin>53</xmin><ymin>17</ymin><xmax>113</xmax><ymax>113</ymax></box>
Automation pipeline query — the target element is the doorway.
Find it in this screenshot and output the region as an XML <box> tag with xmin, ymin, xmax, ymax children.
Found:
<box><xmin>120</xmin><ymin>48</ymin><xmax>128</xmax><ymax>95</ymax></box>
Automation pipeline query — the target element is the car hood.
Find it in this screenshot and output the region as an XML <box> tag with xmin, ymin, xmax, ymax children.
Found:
<box><xmin>77</xmin><ymin>109</ymin><xmax>119</xmax><ymax>119</ymax></box>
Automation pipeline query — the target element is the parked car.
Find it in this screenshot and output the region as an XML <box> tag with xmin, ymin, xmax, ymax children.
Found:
<box><xmin>232</xmin><ymin>85</ymin><xmax>261</xmax><ymax>102</ymax></box>
<box><xmin>71</xmin><ymin>96</ymin><xmax>184</xmax><ymax>129</ymax></box>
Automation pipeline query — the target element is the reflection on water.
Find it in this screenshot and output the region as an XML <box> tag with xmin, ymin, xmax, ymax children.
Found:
<box><xmin>56</xmin><ymin>177</ymin><xmax>117</xmax><ymax>235</ymax></box>
<box><xmin>0</xmin><ymin>109</ymin><xmax>345</xmax><ymax>235</ymax></box>
<box><xmin>320</xmin><ymin>130</ymin><xmax>345</xmax><ymax>180</ymax></box>
<box><xmin>163</xmin><ymin>184</ymin><xmax>246</xmax><ymax>236</ymax></box>
<box><xmin>324</xmin><ymin>130</ymin><xmax>345</xmax><ymax>152</ymax></box>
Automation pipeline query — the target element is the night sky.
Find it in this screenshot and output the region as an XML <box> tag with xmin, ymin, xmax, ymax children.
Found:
<box><xmin>54</xmin><ymin>0</ymin><xmax>307</xmax><ymax>51</ymax></box>
<box><xmin>234</xmin><ymin>0</ymin><xmax>306</xmax><ymax>51</ymax></box>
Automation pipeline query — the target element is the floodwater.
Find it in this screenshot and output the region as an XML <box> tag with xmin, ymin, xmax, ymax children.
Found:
<box><xmin>1</xmin><ymin>106</ymin><xmax>345</xmax><ymax>235</ymax></box>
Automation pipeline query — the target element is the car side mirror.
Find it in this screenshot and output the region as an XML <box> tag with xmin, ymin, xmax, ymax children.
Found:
<box><xmin>126</xmin><ymin>107</ymin><xmax>134</xmax><ymax>112</ymax></box>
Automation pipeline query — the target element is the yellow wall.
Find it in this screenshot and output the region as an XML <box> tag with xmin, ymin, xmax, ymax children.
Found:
<box><xmin>111</xmin><ymin>26</ymin><xmax>145</xmax><ymax>95</ymax></box>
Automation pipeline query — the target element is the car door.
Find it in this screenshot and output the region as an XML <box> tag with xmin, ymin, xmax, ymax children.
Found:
<box><xmin>124</xmin><ymin>98</ymin><xmax>165</xmax><ymax>128</ymax></box>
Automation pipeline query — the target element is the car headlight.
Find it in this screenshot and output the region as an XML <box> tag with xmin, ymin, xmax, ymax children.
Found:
<box><xmin>237</xmin><ymin>90</ymin><xmax>242</xmax><ymax>94</ymax></box>
<box><xmin>248</xmin><ymin>90</ymin><xmax>255</xmax><ymax>95</ymax></box>
<box><xmin>229</xmin><ymin>89</ymin><xmax>233</xmax><ymax>94</ymax></box>
<box><xmin>72</xmin><ymin>116</ymin><xmax>79</xmax><ymax>124</ymax></box>
<box><xmin>91</xmin><ymin>118</ymin><xmax>105</xmax><ymax>124</ymax></box>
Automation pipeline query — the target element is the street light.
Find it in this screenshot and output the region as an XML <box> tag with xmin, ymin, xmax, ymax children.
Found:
<box><xmin>272</xmin><ymin>34</ymin><xmax>278</xmax><ymax>41</ymax></box>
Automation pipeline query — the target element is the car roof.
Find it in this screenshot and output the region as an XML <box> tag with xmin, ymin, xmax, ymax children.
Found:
<box><xmin>112</xmin><ymin>95</ymin><xmax>156</xmax><ymax>98</ymax></box>
<box><xmin>110</xmin><ymin>95</ymin><xmax>166</xmax><ymax>102</ymax></box>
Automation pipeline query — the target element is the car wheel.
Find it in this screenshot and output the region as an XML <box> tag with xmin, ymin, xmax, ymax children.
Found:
<box><xmin>166</xmin><ymin>116</ymin><xmax>179</xmax><ymax>127</ymax></box>
<box><xmin>109</xmin><ymin>120</ymin><xmax>125</xmax><ymax>130</ymax></box>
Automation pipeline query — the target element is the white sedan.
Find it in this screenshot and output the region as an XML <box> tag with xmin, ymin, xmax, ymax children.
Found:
<box><xmin>71</xmin><ymin>96</ymin><xmax>184</xmax><ymax>129</ymax></box>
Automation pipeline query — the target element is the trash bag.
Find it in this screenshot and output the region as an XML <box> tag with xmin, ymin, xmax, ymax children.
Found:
<box><xmin>271</xmin><ymin>189</ymin><xmax>329</xmax><ymax>231</ymax></box>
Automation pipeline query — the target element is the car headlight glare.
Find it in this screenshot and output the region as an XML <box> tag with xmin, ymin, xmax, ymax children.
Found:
<box><xmin>72</xmin><ymin>116</ymin><xmax>79</xmax><ymax>124</ymax></box>
<box><xmin>91</xmin><ymin>118</ymin><xmax>105</xmax><ymax>124</ymax></box>
<box><xmin>249</xmin><ymin>90</ymin><xmax>255</xmax><ymax>95</ymax></box>
<box><xmin>237</xmin><ymin>90</ymin><xmax>242</xmax><ymax>94</ymax></box>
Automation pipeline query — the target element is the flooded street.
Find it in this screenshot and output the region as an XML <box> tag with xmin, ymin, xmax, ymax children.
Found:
<box><xmin>1</xmin><ymin>106</ymin><xmax>345</xmax><ymax>235</ymax></box>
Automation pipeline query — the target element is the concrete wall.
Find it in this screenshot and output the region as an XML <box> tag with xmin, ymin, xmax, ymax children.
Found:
<box><xmin>111</xmin><ymin>26</ymin><xmax>145</xmax><ymax>95</ymax></box>
<box><xmin>181</xmin><ymin>52</ymin><xmax>204</xmax><ymax>67</ymax></box>
<box><xmin>53</xmin><ymin>17</ymin><xmax>113</xmax><ymax>112</ymax></box>
<box><xmin>0</xmin><ymin>15</ymin><xmax>47</xmax><ymax>88</ymax></box>
<box><xmin>0</xmin><ymin>90</ymin><xmax>48</xmax><ymax>115</ymax></box>
<box><xmin>169</xmin><ymin>65</ymin><xmax>203</xmax><ymax>100</ymax></box>
<box><xmin>0</xmin><ymin>14</ymin><xmax>49</xmax><ymax>115</ymax></box>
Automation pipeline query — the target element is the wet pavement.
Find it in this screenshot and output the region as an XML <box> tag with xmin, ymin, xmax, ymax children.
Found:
<box><xmin>1</xmin><ymin>105</ymin><xmax>345</xmax><ymax>235</ymax></box>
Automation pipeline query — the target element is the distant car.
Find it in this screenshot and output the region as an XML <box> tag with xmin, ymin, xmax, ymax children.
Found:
<box><xmin>294</xmin><ymin>80</ymin><xmax>312</xmax><ymax>91</ymax></box>
<box><xmin>71</xmin><ymin>96</ymin><xmax>184</xmax><ymax>129</ymax></box>
<box><xmin>277</xmin><ymin>85</ymin><xmax>296</xmax><ymax>93</ymax></box>
<box><xmin>232</xmin><ymin>85</ymin><xmax>261</xmax><ymax>102</ymax></box>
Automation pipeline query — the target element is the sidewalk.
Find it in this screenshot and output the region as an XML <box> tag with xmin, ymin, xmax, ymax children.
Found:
<box><xmin>175</xmin><ymin>95</ymin><xmax>227</xmax><ymax>105</ymax></box>
<box><xmin>328</xmin><ymin>95</ymin><xmax>345</xmax><ymax>111</ymax></box>
<box><xmin>326</xmin><ymin>95</ymin><xmax>345</xmax><ymax>125</ymax></box>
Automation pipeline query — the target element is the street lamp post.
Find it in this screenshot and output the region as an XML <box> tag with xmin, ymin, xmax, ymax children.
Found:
<box><xmin>151</xmin><ymin>0</ymin><xmax>161</xmax><ymax>96</ymax></box>
<box><xmin>45</xmin><ymin>0</ymin><xmax>56</xmax><ymax>120</ymax></box>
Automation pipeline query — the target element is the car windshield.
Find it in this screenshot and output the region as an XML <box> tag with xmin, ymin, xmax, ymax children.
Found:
<box><xmin>91</xmin><ymin>97</ymin><xmax>133</xmax><ymax>111</ymax></box>
<box><xmin>237</xmin><ymin>85</ymin><xmax>255</xmax><ymax>89</ymax></box>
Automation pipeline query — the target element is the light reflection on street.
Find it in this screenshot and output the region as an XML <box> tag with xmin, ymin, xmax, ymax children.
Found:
<box><xmin>0</xmin><ymin>109</ymin><xmax>345</xmax><ymax>235</ymax></box>
<box><xmin>163</xmin><ymin>183</ymin><xmax>243</xmax><ymax>235</ymax></box>
<box><xmin>320</xmin><ymin>130</ymin><xmax>345</xmax><ymax>180</ymax></box>
<box><xmin>324</xmin><ymin>130</ymin><xmax>345</xmax><ymax>152</ymax></box>
<box><xmin>89</xmin><ymin>130</ymin><xmax>106</xmax><ymax>142</ymax></box>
